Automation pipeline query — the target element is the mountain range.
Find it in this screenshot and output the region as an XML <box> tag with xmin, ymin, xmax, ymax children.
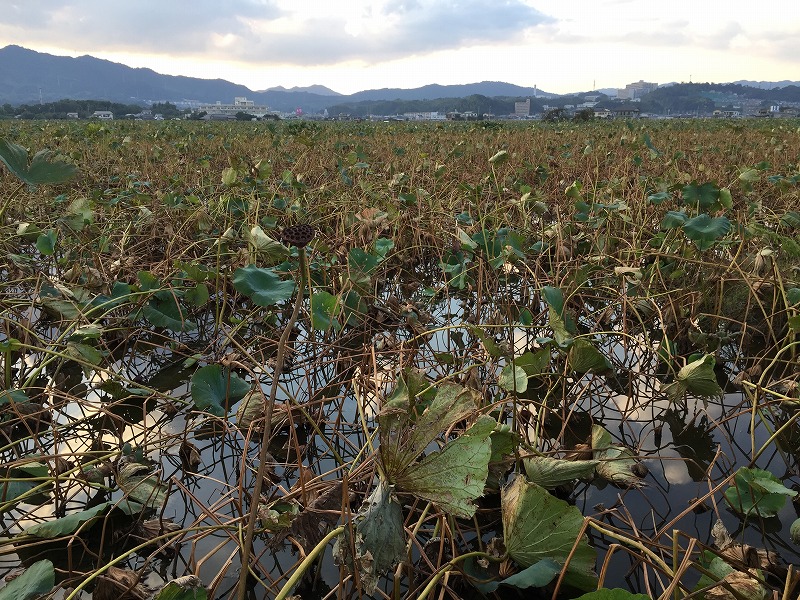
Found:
<box><xmin>1</xmin><ymin>45</ymin><xmax>798</xmax><ymax>115</ymax></box>
<box><xmin>0</xmin><ymin>45</ymin><xmax>555</xmax><ymax>112</ymax></box>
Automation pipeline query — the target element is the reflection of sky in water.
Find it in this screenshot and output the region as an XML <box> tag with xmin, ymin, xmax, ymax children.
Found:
<box><xmin>7</xmin><ymin>276</ymin><xmax>799</xmax><ymax>596</ymax></box>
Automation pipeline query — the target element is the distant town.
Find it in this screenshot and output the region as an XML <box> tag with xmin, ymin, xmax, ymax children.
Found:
<box><xmin>15</xmin><ymin>79</ymin><xmax>800</xmax><ymax>123</ymax></box>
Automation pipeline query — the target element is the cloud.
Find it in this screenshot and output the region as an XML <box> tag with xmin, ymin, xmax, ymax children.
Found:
<box><xmin>0</xmin><ymin>0</ymin><xmax>282</xmax><ymax>53</ymax></box>
<box><xmin>0</xmin><ymin>0</ymin><xmax>553</xmax><ymax>65</ymax></box>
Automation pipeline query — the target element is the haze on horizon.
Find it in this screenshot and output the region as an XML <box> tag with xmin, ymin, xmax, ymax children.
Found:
<box><xmin>2</xmin><ymin>0</ymin><xmax>798</xmax><ymax>96</ymax></box>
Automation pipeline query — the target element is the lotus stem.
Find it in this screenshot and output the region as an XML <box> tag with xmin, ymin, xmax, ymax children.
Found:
<box><xmin>236</xmin><ymin>245</ymin><xmax>308</xmax><ymax>600</ymax></box>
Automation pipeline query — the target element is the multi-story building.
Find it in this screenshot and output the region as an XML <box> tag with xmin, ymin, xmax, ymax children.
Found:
<box><xmin>514</xmin><ymin>98</ymin><xmax>531</xmax><ymax>117</ymax></box>
<box><xmin>618</xmin><ymin>80</ymin><xmax>658</xmax><ymax>100</ymax></box>
<box><xmin>196</xmin><ymin>97</ymin><xmax>273</xmax><ymax>118</ymax></box>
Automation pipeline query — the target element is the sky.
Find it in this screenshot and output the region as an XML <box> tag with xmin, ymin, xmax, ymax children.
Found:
<box><xmin>2</xmin><ymin>0</ymin><xmax>799</xmax><ymax>95</ymax></box>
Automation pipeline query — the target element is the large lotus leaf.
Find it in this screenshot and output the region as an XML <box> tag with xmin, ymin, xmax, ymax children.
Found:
<box><xmin>661</xmin><ymin>210</ymin><xmax>688</xmax><ymax>230</ymax></box>
<box><xmin>232</xmin><ymin>264</ymin><xmax>296</xmax><ymax>307</ymax></box>
<box><xmin>724</xmin><ymin>467</ymin><xmax>797</xmax><ymax>518</ymax></box>
<box><xmin>0</xmin><ymin>559</ymin><xmax>54</xmax><ymax>600</ymax></box>
<box><xmin>573</xmin><ymin>590</ymin><xmax>650</xmax><ymax>600</ymax></box>
<box><xmin>190</xmin><ymin>365</ymin><xmax>251</xmax><ymax>417</ymax></box>
<box><xmin>682</xmin><ymin>181</ymin><xmax>721</xmax><ymax>211</ymax></box>
<box><xmin>22</xmin><ymin>500</ymin><xmax>142</xmax><ymax>538</ymax></box>
<box><xmin>499</xmin><ymin>364</ymin><xmax>528</xmax><ymax>393</ymax></box>
<box><xmin>682</xmin><ymin>214</ymin><xmax>731</xmax><ymax>250</ymax></box>
<box><xmin>142</xmin><ymin>297</ymin><xmax>197</xmax><ymax>332</ymax></box>
<box><xmin>568</xmin><ymin>339</ymin><xmax>611</xmax><ymax>374</ymax></box>
<box><xmin>333</xmin><ymin>479</ymin><xmax>406</xmax><ymax>594</ymax></box>
<box><xmin>663</xmin><ymin>354</ymin><xmax>723</xmax><ymax>400</ymax></box>
<box><xmin>117</xmin><ymin>462</ymin><xmax>169</xmax><ymax>508</ymax></box>
<box><xmin>379</xmin><ymin>381</ymin><xmax>479</xmax><ymax>478</ymax></box>
<box><xmin>395</xmin><ymin>416</ymin><xmax>494</xmax><ymax>518</ymax></box>
<box><xmin>0</xmin><ymin>139</ymin><xmax>78</xmax><ymax>187</ymax></box>
<box><xmin>502</xmin><ymin>477</ymin><xmax>597</xmax><ymax>590</ymax></box>
<box><xmin>523</xmin><ymin>456</ymin><xmax>599</xmax><ymax>489</ymax></box>
<box><xmin>591</xmin><ymin>425</ymin><xmax>645</xmax><ymax>487</ymax></box>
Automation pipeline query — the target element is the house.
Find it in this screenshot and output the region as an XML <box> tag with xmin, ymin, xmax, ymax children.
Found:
<box><xmin>91</xmin><ymin>111</ymin><xmax>113</xmax><ymax>120</ymax></box>
<box><xmin>612</xmin><ymin>107</ymin><xmax>641</xmax><ymax>119</ymax></box>
<box><xmin>776</xmin><ymin>106</ymin><xmax>800</xmax><ymax>118</ymax></box>
<box><xmin>66</xmin><ymin>112</ymin><xmax>79</xmax><ymax>119</ymax></box>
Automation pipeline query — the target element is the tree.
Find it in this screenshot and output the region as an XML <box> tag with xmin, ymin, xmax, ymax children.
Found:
<box><xmin>543</xmin><ymin>108</ymin><xmax>567</xmax><ymax>122</ymax></box>
<box><xmin>573</xmin><ymin>108</ymin><xmax>594</xmax><ymax>122</ymax></box>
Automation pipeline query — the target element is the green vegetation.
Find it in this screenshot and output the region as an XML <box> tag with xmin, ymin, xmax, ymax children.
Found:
<box><xmin>0</xmin><ymin>118</ymin><xmax>799</xmax><ymax>599</ymax></box>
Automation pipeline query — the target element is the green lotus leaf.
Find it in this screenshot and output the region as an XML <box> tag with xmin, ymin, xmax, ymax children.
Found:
<box><xmin>142</xmin><ymin>297</ymin><xmax>197</xmax><ymax>332</ymax></box>
<box><xmin>664</xmin><ymin>354</ymin><xmax>723</xmax><ymax>400</ymax></box>
<box><xmin>247</xmin><ymin>225</ymin><xmax>290</xmax><ymax>264</ymax></box>
<box><xmin>523</xmin><ymin>456</ymin><xmax>599</xmax><ymax>489</ymax></box>
<box><xmin>681</xmin><ymin>181</ymin><xmax>720</xmax><ymax>210</ymax></box>
<box><xmin>591</xmin><ymin>425</ymin><xmax>645</xmax><ymax>487</ymax></box>
<box><xmin>660</xmin><ymin>210</ymin><xmax>688</xmax><ymax>230</ymax></box>
<box><xmin>466</xmin><ymin>557</ymin><xmax>561</xmax><ymax>593</ymax></box>
<box><xmin>190</xmin><ymin>364</ymin><xmax>251</xmax><ymax>417</ymax></box>
<box><xmin>499</xmin><ymin>364</ymin><xmax>528</xmax><ymax>393</ymax></box>
<box><xmin>682</xmin><ymin>214</ymin><xmax>731</xmax><ymax>250</ymax></box>
<box><xmin>117</xmin><ymin>462</ymin><xmax>169</xmax><ymax>508</ymax></box>
<box><xmin>379</xmin><ymin>381</ymin><xmax>480</xmax><ymax>477</ymax></box>
<box><xmin>791</xmin><ymin>518</ymin><xmax>800</xmax><ymax>544</ymax></box>
<box><xmin>568</xmin><ymin>338</ymin><xmax>611</xmax><ymax>374</ymax></box>
<box><xmin>153</xmin><ymin>576</ymin><xmax>208</xmax><ymax>600</ymax></box>
<box><xmin>0</xmin><ymin>139</ymin><xmax>78</xmax><ymax>187</ymax></box>
<box><xmin>724</xmin><ymin>467</ymin><xmax>796</xmax><ymax>518</ymax></box>
<box><xmin>22</xmin><ymin>500</ymin><xmax>142</xmax><ymax>539</ymax></box>
<box><xmin>0</xmin><ymin>559</ymin><xmax>54</xmax><ymax>600</ymax></box>
<box><xmin>232</xmin><ymin>264</ymin><xmax>296</xmax><ymax>307</ymax></box>
<box><xmin>310</xmin><ymin>290</ymin><xmax>342</xmax><ymax>331</ymax></box>
<box><xmin>502</xmin><ymin>477</ymin><xmax>597</xmax><ymax>591</ymax></box>
<box><xmin>394</xmin><ymin>416</ymin><xmax>494</xmax><ymax>518</ymax></box>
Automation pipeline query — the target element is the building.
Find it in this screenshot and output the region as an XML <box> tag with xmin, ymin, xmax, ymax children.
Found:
<box><xmin>514</xmin><ymin>98</ymin><xmax>531</xmax><ymax>117</ymax></box>
<box><xmin>90</xmin><ymin>111</ymin><xmax>113</xmax><ymax>120</ymax></box>
<box><xmin>713</xmin><ymin>109</ymin><xmax>741</xmax><ymax>118</ymax></box>
<box><xmin>196</xmin><ymin>97</ymin><xmax>273</xmax><ymax>118</ymax></box>
<box><xmin>612</xmin><ymin>107</ymin><xmax>641</xmax><ymax>119</ymax></box>
<box><xmin>618</xmin><ymin>80</ymin><xmax>658</xmax><ymax>100</ymax></box>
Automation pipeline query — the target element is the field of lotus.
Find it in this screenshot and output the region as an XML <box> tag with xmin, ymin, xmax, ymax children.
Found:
<box><xmin>0</xmin><ymin>117</ymin><xmax>798</xmax><ymax>599</ymax></box>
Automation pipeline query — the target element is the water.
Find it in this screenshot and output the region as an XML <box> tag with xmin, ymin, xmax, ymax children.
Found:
<box><xmin>2</xmin><ymin>269</ymin><xmax>797</xmax><ymax>599</ymax></box>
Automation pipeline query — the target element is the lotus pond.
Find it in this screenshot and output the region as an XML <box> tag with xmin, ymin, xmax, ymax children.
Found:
<box><xmin>0</xmin><ymin>118</ymin><xmax>799</xmax><ymax>600</ymax></box>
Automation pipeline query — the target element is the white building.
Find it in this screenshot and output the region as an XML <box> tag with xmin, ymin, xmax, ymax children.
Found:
<box><xmin>618</xmin><ymin>80</ymin><xmax>658</xmax><ymax>100</ymax></box>
<box><xmin>514</xmin><ymin>98</ymin><xmax>531</xmax><ymax>117</ymax></box>
<box><xmin>196</xmin><ymin>97</ymin><xmax>273</xmax><ymax>118</ymax></box>
<box><xmin>91</xmin><ymin>111</ymin><xmax>113</xmax><ymax>120</ymax></box>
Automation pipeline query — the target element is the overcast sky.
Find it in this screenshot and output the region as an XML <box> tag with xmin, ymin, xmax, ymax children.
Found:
<box><xmin>2</xmin><ymin>0</ymin><xmax>798</xmax><ymax>94</ymax></box>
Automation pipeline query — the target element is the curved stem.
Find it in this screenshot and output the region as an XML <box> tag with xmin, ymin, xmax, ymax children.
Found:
<box><xmin>415</xmin><ymin>550</ymin><xmax>504</xmax><ymax>600</ymax></box>
<box><xmin>274</xmin><ymin>525</ymin><xmax>345</xmax><ymax>600</ymax></box>
<box><xmin>236</xmin><ymin>247</ymin><xmax>308</xmax><ymax>600</ymax></box>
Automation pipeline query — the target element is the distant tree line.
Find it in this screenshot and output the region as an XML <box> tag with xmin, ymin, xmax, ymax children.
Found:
<box><xmin>325</xmin><ymin>83</ymin><xmax>800</xmax><ymax>118</ymax></box>
<box><xmin>0</xmin><ymin>99</ymin><xmax>189</xmax><ymax>119</ymax></box>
